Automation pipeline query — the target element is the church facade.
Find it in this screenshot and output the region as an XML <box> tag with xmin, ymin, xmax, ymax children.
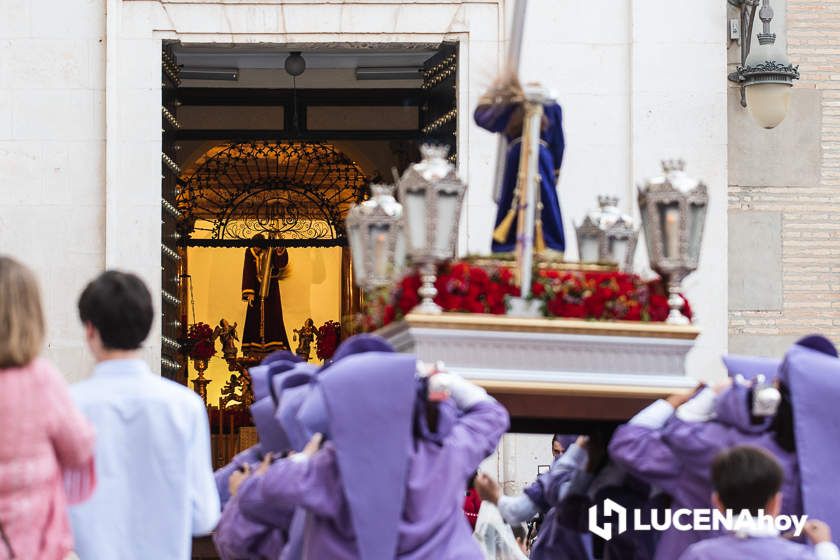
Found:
<box><xmin>1</xmin><ymin>0</ymin><xmax>826</xmax><ymax>488</ymax></box>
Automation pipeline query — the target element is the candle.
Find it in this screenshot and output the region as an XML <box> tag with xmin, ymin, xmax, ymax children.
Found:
<box><xmin>665</xmin><ymin>207</ymin><xmax>680</xmax><ymax>258</ymax></box>
<box><xmin>373</xmin><ymin>230</ymin><xmax>387</xmax><ymax>277</ymax></box>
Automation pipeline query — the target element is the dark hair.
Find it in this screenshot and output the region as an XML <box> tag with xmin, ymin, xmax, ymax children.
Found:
<box><xmin>711</xmin><ymin>445</ymin><xmax>783</xmax><ymax>515</ymax></box>
<box><xmin>467</xmin><ymin>471</ymin><xmax>478</xmax><ymax>490</ymax></box>
<box><xmin>511</xmin><ymin>523</ymin><xmax>528</xmax><ymax>542</ymax></box>
<box><xmin>770</xmin><ymin>383</ymin><xmax>796</xmax><ymax>453</ymax></box>
<box><xmin>78</xmin><ymin>271</ymin><xmax>153</xmax><ymax>350</ymax></box>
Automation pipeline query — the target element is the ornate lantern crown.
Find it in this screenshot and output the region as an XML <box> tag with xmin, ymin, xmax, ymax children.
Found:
<box><xmin>345</xmin><ymin>184</ymin><xmax>406</xmax><ymax>291</ymax></box>
<box><xmin>398</xmin><ymin>144</ymin><xmax>467</xmax><ymax>314</ymax></box>
<box><xmin>575</xmin><ymin>195</ymin><xmax>638</xmax><ymax>271</ymax></box>
<box><xmin>637</xmin><ymin>159</ymin><xmax>708</xmax><ymax>324</ymax></box>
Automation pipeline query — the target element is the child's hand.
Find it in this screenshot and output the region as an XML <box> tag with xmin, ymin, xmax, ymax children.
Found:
<box><xmin>803</xmin><ymin>519</ymin><xmax>832</xmax><ymax>544</ymax></box>
<box><xmin>474</xmin><ymin>472</ymin><xmax>502</xmax><ymax>505</ymax></box>
<box><xmin>255</xmin><ymin>452</ymin><xmax>273</xmax><ymax>476</ymax></box>
<box><xmin>228</xmin><ymin>463</ymin><xmax>251</xmax><ymax>497</ymax></box>
<box><xmin>302</xmin><ymin>433</ymin><xmax>324</xmax><ymax>458</ymax></box>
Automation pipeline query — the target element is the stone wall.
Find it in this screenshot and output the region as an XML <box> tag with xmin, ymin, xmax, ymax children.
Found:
<box><xmin>0</xmin><ymin>0</ymin><xmax>107</xmax><ymax>380</ymax></box>
<box><xmin>728</xmin><ymin>0</ymin><xmax>840</xmax><ymax>357</ymax></box>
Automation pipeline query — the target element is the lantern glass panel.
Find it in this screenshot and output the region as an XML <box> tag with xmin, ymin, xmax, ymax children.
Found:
<box><xmin>434</xmin><ymin>190</ymin><xmax>459</xmax><ymax>256</ymax></box>
<box><xmin>688</xmin><ymin>203</ymin><xmax>706</xmax><ymax>261</ymax></box>
<box><xmin>639</xmin><ymin>207</ymin><xmax>655</xmax><ymax>258</ymax></box>
<box><xmin>580</xmin><ymin>236</ymin><xmax>600</xmax><ymax>263</ymax></box>
<box><xmin>347</xmin><ymin>223</ymin><xmax>366</xmax><ymax>284</ymax></box>
<box><xmin>609</xmin><ymin>237</ymin><xmax>629</xmax><ymax>267</ymax></box>
<box><xmin>394</xmin><ymin>230</ymin><xmax>406</xmax><ymax>272</ymax></box>
<box><xmin>658</xmin><ymin>202</ymin><xmax>681</xmax><ymax>259</ymax></box>
<box><xmin>368</xmin><ymin>223</ymin><xmax>390</xmax><ymax>278</ymax></box>
<box><xmin>405</xmin><ymin>190</ymin><xmax>428</xmax><ymax>252</ymax></box>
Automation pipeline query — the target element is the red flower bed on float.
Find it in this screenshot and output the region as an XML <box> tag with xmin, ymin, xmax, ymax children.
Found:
<box><xmin>361</xmin><ymin>261</ymin><xmax>691</xmax><ymax>330</ymax></box>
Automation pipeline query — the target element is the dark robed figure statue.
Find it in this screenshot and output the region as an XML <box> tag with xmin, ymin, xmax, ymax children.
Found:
<box><xmin>474</xmin><ymin>76</ymin><xmax>566</xmax><ymax>255</ymax></box>
<box><xmin>241</xmin><ymin>235</ymin><xmax>291</xmax><ymax>355</ymax></box>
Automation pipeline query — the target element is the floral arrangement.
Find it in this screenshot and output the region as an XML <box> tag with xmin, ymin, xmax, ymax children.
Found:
<box><xmin>359</xmin><ymin>261</ymin><xmax>692</xmax><ymax>331</ymax></box>
<box><xmin>360</xmin><ymin>262</ymin><xmax>518</xmax><ymax>330</ymax></box>
<box><xmin>530</xmin><ymin>270</ymin><xmax>691</xmax><ymax>322</ymax></box>
<box><xmin>316</xmin><ymin>320</ymin><xmax>342</xmax><ymax>362</ymax></box>
<box><xmin>187</xmin><ymin>322</ymin><xmax>216</xmax><ymax>361</ymax></box>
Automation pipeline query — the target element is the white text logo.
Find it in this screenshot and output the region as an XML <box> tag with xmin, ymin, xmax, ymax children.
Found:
<box><xmin>587</xmin><ymin>503</ymin><xmax>808</xmax><ymax>541</ymax></box>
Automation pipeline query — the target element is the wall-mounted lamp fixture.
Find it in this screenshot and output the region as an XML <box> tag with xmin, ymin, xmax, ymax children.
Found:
<box><xmin>728</xmin><ymin>0</ymin><xmax>799</xmax><ymax>129</ymax></box>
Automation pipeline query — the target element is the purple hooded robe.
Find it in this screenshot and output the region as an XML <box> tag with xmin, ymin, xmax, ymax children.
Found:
<box><xmin>213</xmin><ymin>360</ymin><xmax>312</xmax><ymax>560</ymax></box>
<box><xmin>609</xmin><ymin>381</ymin><xmax>801</xmax><ymax>559</ymax></box>
<box><xmin>239</xmin><ymin>352</ymin><xmax>509</xmax><ymax>560</ymax></box>
<box><xmin>777</xmin><ymin>337</ymin><xmax>840</xmax><ymax>547</ymax></box>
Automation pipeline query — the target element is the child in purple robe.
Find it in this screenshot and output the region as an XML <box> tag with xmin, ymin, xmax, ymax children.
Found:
<box><xmin>238</xmin><ymin>353</ymin><xmax>509</xmax><ymax>560</ymax></box>
<box><xmin>212</xmin><ymin>355</ymin><xmax>311</xmax><ymax>560</ymax></box>
<box><xmin>679</xmin><ymin>445</ymin><xmax>839</xmax><ymax>560</ymax></box>
<box><xmin>475</xmin><ymin>435</ymin><xmax>590</xmax><ymax>559</ymax></box>
<box><xmin>609</xmin><ymin>368</ymin><xmax>801</xmax><ymax>559</ymax></box>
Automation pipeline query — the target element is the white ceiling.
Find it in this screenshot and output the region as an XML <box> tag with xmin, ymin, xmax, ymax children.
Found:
<box><xmin>173</xmin><ymin>44</ymin><xmax>438</xmax><ymax>70</ymax></box>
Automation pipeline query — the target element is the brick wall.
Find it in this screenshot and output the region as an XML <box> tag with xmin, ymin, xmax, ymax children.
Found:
<box><xmin>727</xmin><ymin>0</ymin><xmax>840</xmax><ymax>356</ymax></box>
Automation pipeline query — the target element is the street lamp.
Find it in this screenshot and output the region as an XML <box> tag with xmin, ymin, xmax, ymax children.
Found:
<box><xmin>637</xmin><ymin>160</ymin><xmax>708</xmax><ymax>324</ymax></box>
<box><xmin>575</xmin><ymin>195</ymin><xmax>639</xmax><ymax>271</ymax></box>
<box><xmin>398</xmin><ymin>144</ymin><xmax>467</xmax><ymax>314</ymax></box>
<box><xmin>345</xmin><ymin>184</ymin><xmax>406</xmax><ymax>292</ymax></box>
<box><xmin>729</xmin><ymin>0</ymin><xmax>799</xmax><ymax>129</ymax></box>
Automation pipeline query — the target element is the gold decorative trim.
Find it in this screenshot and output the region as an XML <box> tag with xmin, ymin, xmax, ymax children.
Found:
<box><xmin>241</xmin><ymin>341</ymin><xmax>289</xmax><ymax>351</ymax></box>
<box><xmin>391</xmin><ymin>313</ymin><xmax>700</xmax><ymax>341</ymax></box>
<box><xmin>465</xmin><ymin>255</ymin><xmax>619</xmax><ymax>273</ymax></box>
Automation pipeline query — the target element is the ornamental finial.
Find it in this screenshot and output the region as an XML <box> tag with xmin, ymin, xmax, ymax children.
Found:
<box><xmin>662</xmin><ymin>159</ymin><xmax>686</xmax><ymax>173</ymax></box>
<box><xmin>419</xmin><ymin>144</ymin><xmax>450</xmax><ymax>161</ymax></box>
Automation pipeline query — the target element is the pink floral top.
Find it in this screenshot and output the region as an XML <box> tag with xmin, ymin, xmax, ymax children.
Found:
<box><xmin>0</xmin><ymin>359</ymin><xmax>95</xmax><ymax>560</ymax></box>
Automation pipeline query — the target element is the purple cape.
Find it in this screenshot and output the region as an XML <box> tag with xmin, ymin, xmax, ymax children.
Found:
<box><xmin>297</xmin><ymin>383</ymin><xmax>329</xmax><ymax>438</ymax></box>
<box><xmin>778</xmin><ymin>336</ymin><xmax>840</xmax><ymax>545</ymax></box>
<box><xmin>250</xmin><ymin>396</ymin><xmax>290</xmax><ymax>453</ymax></box>
<box><xmin>318</xmin><ymin>351</ymin><xmax>417</xmax><ymax>560</ymax></box>
<box><xmin>250</xmin><ymin>354</ymin><xmax>303</xmax><ymax>402</ymax></box>
<box><xmin>273</xmin><ymin>369</ymin><xmax>317</xmax><ymax>452</ymax></box>
<box><xmin>249</xmin><ymin>361</ymin><xmax>313</xmax><ymax>452</ymax></box>
<box><xmin>249</xmin><ymin>364</ymin><xmax>272</xmax><ymax>402</ymax></box>
<box><xmin>722</xmin><ymin>354</ymin><xmax>782</xmax><ymax>381</ymax></box>
<box><xmin>319</xmin><ymin>333</ymin><xmax>395</xmax><ymax>372</ymax></box>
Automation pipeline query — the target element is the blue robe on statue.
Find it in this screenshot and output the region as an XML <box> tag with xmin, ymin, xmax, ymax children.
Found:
<box><xmin>474</xmin><ymin>101</ymin><xmax>566</xmax><ymax>253</ymax></box>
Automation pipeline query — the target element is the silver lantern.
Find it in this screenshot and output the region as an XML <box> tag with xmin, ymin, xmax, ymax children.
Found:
<box><xmin>575</xmin><ymin>195</ymin><xmax>639</xmax><ymax>271</ymax></box>
<box><xmin>637</xmin><ymin>160</ymin><xmax>708</xmax><ymax>324</ymax></box>
<box><xmin>398</xmin><ymin>144</ymin><xmax>467</xmax><ymax>314</ymax></box>
<box><xmin>345</xmin><ymin>184</ymin><xmax>406</xmax><ymax>291</ymax></box>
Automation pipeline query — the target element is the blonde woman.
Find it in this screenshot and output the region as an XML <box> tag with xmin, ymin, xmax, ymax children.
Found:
<box><xmin>0</xmin><ymin>257</ymin><xmax>95</xmax><ymax>560</ymax></box>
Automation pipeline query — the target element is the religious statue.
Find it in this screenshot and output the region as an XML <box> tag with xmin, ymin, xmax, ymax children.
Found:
<box><xmin>293</xmin><ymin>318</ymin><xmax>317</xmax><ymax>361</ymax></box>
<box><xmin>474</xmin><ymin>74</ymin><xmax>566</xmax><ymax>255</ymax></box>
<box><xmin>213</xmin><ymin>318</ymin><xmax>239</xmax><ymax>361</ymax></box>
<box><xmin>241</xmin><ymin>234</ymin><xmax>291</xmax><ymax>356</ymax></box>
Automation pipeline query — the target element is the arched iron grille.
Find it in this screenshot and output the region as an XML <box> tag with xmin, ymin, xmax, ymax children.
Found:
<box><xmin>177</xmin><ymin>142</ymin><xmax>368</xmax><ymax>247</ymax></box>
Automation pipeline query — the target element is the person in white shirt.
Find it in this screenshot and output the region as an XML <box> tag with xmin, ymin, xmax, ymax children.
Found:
<box><xmin>69</xmin><ymin>271</ymin><xmax>219</xmax><ymax>560</ymax></box>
